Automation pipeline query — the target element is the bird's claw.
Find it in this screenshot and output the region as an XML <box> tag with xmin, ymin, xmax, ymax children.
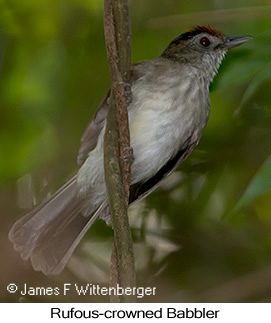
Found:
<box><xmin>119</xmin><ymin>81</ymin><xmax>132</xmax><ymax>105</ymax></box>
<box><xmin>122</xmin><ymin>147</ymin><xmax>134</xmax><ymax>164</ymax></box>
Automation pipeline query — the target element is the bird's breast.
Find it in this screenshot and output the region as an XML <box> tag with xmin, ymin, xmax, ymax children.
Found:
<box><xmin>129</xmin><ymin>74</ymin><xmax>210</xmax><ymax>183</ymax></box>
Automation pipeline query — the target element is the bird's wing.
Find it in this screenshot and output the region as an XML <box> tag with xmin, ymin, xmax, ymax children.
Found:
<box><xmin>129</xmin><ymin>136</ymin><xmax>198</xmax><ymax>204</ymax></box>
<box><xmin>77</xmin><ymin>61</ymin><xmax>148</xmax><ymax>166</ymax></box>
<box><xmin>77</xmin><ymin>90</ymin><xmax>110</xmax><ymax>166</ymax></box>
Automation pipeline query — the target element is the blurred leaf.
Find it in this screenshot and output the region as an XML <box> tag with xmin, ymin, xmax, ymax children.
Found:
<box><xmin>231</xmin><ymin>155</ymin><xmax>271</xmax><ymax>214</ymax></box>
<box><xmin>237</xmin><ymin>63</ymin><xmax>271</xmax><ymax>114</ymax></box>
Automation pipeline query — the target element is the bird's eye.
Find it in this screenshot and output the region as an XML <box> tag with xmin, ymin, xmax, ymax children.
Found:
<box><xmin>200</xmin><ymin>37</ymin><xmax>211</xmax><ymax>47</ymax></box>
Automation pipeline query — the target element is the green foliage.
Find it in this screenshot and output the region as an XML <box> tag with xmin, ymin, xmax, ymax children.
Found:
<box><xmin>2</xmin><ymin>0</ymin><xmax>271</xmax><ymax>302</ymax></box>
<box><xmin>231</xmin><ymin>155</ymin><xmax>271</xmax><ymax>214</ymax></box>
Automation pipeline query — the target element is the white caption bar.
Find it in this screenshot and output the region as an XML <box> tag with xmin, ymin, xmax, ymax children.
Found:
<box><xmin>2</xmin><ymin>303</ymin><xmax>271</xmax><ymax>322</ymax></box>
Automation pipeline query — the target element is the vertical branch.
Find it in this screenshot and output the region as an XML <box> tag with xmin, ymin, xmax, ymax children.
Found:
<box><xmin>103</xmin><ymin>0</ymin><xmax>136</xmax><ymax>302</ymax></box>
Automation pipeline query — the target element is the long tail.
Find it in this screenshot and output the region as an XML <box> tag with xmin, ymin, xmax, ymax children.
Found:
<box><xmin>8</xmin><ymin>176</ymin><xmax>106</xmax><ymax>275</ymax></box>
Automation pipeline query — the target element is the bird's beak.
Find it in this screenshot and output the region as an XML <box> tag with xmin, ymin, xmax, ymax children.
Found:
<box><xmin>224</xmin><ymin>35</ymin><xmax>252</xmax><ymax>49</ymax></box>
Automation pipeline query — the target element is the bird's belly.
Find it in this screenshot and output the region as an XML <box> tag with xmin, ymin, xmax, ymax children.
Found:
<box><xmin>129</xmin><ymin>98</ymin><xmax>208</xmax><ymax>184</ymax></box>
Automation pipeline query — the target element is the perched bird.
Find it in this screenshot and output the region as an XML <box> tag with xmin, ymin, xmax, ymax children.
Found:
<box><xmin>9</xmin><ymin>25</ymin><xmax>251</xmax><ymax>275</ymax></box>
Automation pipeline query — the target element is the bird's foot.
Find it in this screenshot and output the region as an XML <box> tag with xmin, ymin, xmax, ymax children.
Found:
<box><xmin>119</xmin><ymin>81</ymin><xmax>132</xmax><ymax>105</ymax></box>
<box><xmin>122</xmin><ymin>146</ymin><xmax>134</xmax><ymax>165</ymax></box>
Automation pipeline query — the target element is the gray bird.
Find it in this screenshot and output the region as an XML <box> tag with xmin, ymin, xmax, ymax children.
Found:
<box><xmin>9</xmin><ymin>25</ymin><xmax>251</xmax><ymax>275</ymax></box>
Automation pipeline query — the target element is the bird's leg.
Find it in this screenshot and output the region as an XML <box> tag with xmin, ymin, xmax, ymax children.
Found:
<box><xmin>121</xmin><ymin>147</ymin><xmax>134</xmax><ymax>165</ymax></box>
<box><xmin>119</xmin><ymin>81</ymin><xmax>132</xmax><ymax>105</ymax></box>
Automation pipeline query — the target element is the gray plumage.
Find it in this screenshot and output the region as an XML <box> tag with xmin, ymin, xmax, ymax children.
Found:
<box><xmin>9</xmin><ymin>26</ymin><xmax>251</xmax><ymax>275</ymax></box>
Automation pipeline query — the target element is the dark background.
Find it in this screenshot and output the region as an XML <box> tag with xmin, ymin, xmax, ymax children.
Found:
<box><xmin>1</xmin><ymin>0</ymin><xmax>271</xmax><ymax>302</ymax></box>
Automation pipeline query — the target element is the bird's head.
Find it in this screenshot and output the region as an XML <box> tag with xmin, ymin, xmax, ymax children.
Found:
<box><xmin>162</xmin><ymin>25</ymin><xmax>252</xmax><ymax>81</ymax></box>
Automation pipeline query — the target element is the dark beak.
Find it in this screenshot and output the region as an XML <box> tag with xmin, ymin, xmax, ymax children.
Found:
<box><xmin>224</xmin><ymin>35</ymin><xmax>252</xmax><ymax>49</ymax></box>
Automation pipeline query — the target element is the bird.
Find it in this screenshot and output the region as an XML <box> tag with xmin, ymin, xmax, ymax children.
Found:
<box><xmin>9</xmin><ymin>25</ymin><xmax>251</xmax><ymax>275</ymax></box>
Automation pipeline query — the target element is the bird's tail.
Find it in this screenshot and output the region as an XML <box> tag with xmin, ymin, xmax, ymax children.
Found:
<box><xmin>8</xmin><ymin>176</ymin><xmax>106</xmax><ymax>275</ymax></box>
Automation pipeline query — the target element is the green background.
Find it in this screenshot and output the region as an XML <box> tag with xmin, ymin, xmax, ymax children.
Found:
<box><xmin>1</xmin><ymin>0</ymin><xmax>271</xmax><ymax>302</ymax></box>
